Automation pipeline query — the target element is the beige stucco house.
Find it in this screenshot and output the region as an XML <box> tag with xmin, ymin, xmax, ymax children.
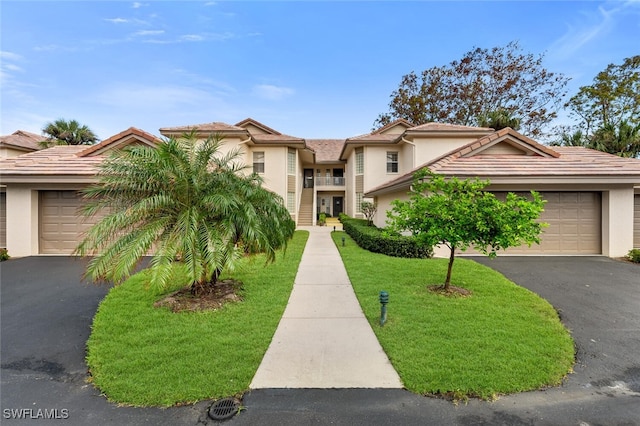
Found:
<box><xmin>1</xmin><ymin>118</ymin><xmax>639</xmax><ymax>257</ymax></box>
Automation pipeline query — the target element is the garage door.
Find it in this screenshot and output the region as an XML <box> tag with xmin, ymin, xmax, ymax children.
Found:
<box><xmin>634</xmin><ymin>194</ymin><xmax>640</xmax><ymax>248</ymax></box>
<box><xmin>0</xmin><ymin>192</ymin><xmax>6</xmax><ymax>249</ymax></box>
<box><xmin>39</xmin><ymin>190</ymin><xmax>104</xmax><ymax>254</ymax></box>
<box><xmin>497</xmin><ymin>192</ymin><xmax>601</xmax><ymax>254</ymax></box>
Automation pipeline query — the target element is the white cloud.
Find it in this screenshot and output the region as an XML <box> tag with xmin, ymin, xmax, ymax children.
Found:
<box><xmin>105</xmin><ymin>17</ymin><xmax>129</xmax><ymax>24</ymax></box>
<box><xmin>252</xmin><ymin>84</ymin><xmax>295</xmax><ymax>101</ymax></box>
<box><xmin>3</xmin><ymin>63</ymin><xmax>23</xmax><ymax>72</ymax></box>
<box><xmin>180</xmin><ymin>34</ymin><xmax>205</xmax><ymax>42</ymax></box>
<box><xmin>133</xmin><ymin>30</ymin><xmax>165</xmax><ymax>36</ymax></box>
<box><xmin>0</xmin><ymin>51</ymin><xmax>23</xmax><ymax>61</ymax></box>
<box><xmin>132</xmin><ymin>2</ymin><xmax>148</xmax><ymax>8</ymax></box>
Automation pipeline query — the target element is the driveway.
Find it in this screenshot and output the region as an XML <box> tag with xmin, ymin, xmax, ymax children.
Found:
<box><xmin>0</xmin><ymin>257</ymin><xmax>210</xmax><ymax>425</ymax></box>
<box><xmin>1</xmin><ymin>256</ymin><xmax>639</xmax><ymax>425</ymax></box>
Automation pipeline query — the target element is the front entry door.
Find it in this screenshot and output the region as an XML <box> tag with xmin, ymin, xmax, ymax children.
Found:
<box><xmin>332</xmin><ymin>197</ymin><xmax>343</xmax><ymax>216</ymax></box>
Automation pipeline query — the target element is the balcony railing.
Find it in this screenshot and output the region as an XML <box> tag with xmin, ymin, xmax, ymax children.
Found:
<box><xmin>315</xmin><ymin>177</ymin><xmax>345</xmax><ymax>186</ymax></box>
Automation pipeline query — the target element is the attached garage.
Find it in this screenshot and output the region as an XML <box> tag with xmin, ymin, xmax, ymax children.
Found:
<box><xmin>635</xmin><ymin>194</ymin><xmax>640</xmax><ymax>248</ymax></box>
<box><xmin>39</xmin><ymin>190</ymin><xmax>102</xmax><ymax>254</ymax></box>
<box><xmin>499</xmin><ymin>192</ymin><xmax>601</xmax><ymax>254</ymax></box>
<box><xmin>0</xmin><ymin>191</ymin><xmax>6</xmax><ymax>248</ymax></box>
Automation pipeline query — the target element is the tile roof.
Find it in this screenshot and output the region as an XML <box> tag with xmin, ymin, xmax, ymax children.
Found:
<box><xmin>235</xmin><ymin>118</ymin><xmax>282</xmax><ymax>135</ymax></box>
<box><xmin>77</xmin><ymin>127</ymin><xmax>161</xmax><ymax>157</ymax></box>
<box><xmin>372</xmin><ymin>118</ymin><xmax>415</xmax><ymax>134</ymax></box>
<box><xmin>159</xmin><ymin>122</ymin><xmax>246</xmax><ymax>134</ymax></box>
<box><xmin>0</xmin><ymin>130</ymin><xmax>43</xmax><ymax>152</ymax></box>
<box><xmin>306</xmin><ymin>139</ymin><xmax>346</xmax><ymax>163</ymax></box>
<box><xmin>0</xmin><ymin>145</ymin><xmax>101</xmax><ymax>176</ymax></box>
<box><xmin>366</xmin><ymin>132</ymin><xmax>640</xmax><ymax>196</ymax></box>
<box><xmin>407</xmin><ymin>122</ymin><xmax>493</xmax><ymax>132</ymax></box>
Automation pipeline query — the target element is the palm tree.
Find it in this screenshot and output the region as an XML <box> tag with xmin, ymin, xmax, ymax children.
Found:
<box><xmin>75</xmin><ymin>132</ymin><xmax>295</xmax><ymax>295</ymax></box>
<box><xmin>477</xmin><ymin>109</ymin><xmax>521</xmax><ymax>131</ymax></box>
<box><xmin>589</xmin><ymin>121</ymin><xmax>640</xmax><ymax>158</ymax></box>
<box><xmin>41</xmin><ymin>118</ymin><xmax>99</xmax><ymax>147</ymax></box>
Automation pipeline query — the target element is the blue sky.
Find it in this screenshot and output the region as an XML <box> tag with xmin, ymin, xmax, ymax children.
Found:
<box><xmin>1</xmin><ymin>1</ymin><xmax>639</xmax><ymax>140</ymax></box>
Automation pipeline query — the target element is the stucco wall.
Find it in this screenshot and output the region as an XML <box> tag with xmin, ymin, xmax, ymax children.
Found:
<box><xmin>6</xmin><ymin>186</ymin><xmax>39</xmax><ymax>257</ymax></box>
<box><xmin>601</xmin><ymin>187</ymin><xmax>635</xmax><ymax>257</ymax></box>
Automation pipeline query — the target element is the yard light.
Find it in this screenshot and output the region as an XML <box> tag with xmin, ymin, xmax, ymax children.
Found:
<box><xmin>341</xmin><ymin>236</ymin><xmax>345</xmax><ymax>246</ymax></box>
<box><xmin>333</xmin><ymin>226</ymin><xmax>336</xmax><ymax>232</ymax></box>
<box><xmin>379</xmin><ymin>291</ymin><xmax>389</xmax><ymax>326</ymax></box>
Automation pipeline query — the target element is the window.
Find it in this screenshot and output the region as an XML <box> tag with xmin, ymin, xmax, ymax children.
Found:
<box><xmin>355</xmin><ymin>148</ymin><xmax>364</xmax><ymax>174</ymax></box>
<box><xmin>387</xmin><ymin>152</ymin><xmax>398</xmax><ymax>173</ymax></box>
<box><xmin>253</xmin><ymin>152</ymin><xmax>265</xmax><ymax>174</ymax></box>
<box><xmin>287</xmin><ymin>149</ymin><xmax>296</xmax><ymax>175</ymax></box>
<box><xmin>287</xmin><ymin>192</ymin><xmax>295</xmax><ymax>213</ymax></box>
<box><xmin>356</xmin><ymin>192</ymin><xmax>364</xmax><ymax>213</ymax></box>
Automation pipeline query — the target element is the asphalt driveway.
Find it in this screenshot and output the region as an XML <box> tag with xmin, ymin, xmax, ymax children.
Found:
<box><xmin>1</xmin><ymin>256</ymin><xmax>639</xmax><ymax>425</ymax></box>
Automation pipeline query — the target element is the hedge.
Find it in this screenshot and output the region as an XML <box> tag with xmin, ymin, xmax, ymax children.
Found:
<box><xmin>338</xmin><ymin>214</ymin><xmax>432</xmax><ymax>259</ymax></box>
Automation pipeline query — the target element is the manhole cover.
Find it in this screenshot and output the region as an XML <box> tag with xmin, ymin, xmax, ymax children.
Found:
<box><xmin>208</xmin><ymin>397</ymin><xmax>239</xmax><ymax>421</ymax></box>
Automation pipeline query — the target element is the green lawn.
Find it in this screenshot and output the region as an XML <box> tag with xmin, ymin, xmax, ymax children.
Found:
<box><xmin>86</xmin><ymin>231</ymin><xmax>308</xmax><ymax>407</ymax></box>
<box><xmin>332</xmin><ymin>231</ymin><xmax>575</xmax><ymax>400</ymax></box>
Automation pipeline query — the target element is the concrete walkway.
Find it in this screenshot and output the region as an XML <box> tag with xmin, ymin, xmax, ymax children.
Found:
<box><xmin>250</xmin><ymin>226</ymin><xmax>403</xmax><ymax>389</ymax></box>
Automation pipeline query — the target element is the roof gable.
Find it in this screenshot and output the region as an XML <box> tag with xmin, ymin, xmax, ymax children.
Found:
<box><xmin>159</xmin><ymin>121</ymin><xmax>246</xmax><ymax>136</ymax></box>
<box><xmin>458</xmin><ymin>128</ymin><xmax>560</xmax><ymax>159</ymax></box>
<box><xmin>0</xmin><ymin>130</ymin><xmax>43</xmax><ymax>152</ymax></box>
<box><xmin>235</xmin><ymin>118</ymin><xmax>282</xmax><ymax>135</ymax></box>
<box><xmin>373</xmin><ymin>118</ymin><xmax>415</xmax><ymax>135</ymax></box>
<box><xmin>77</xmin><ymin>127</ymin><xmax>160</xmax><ymax>157</ymax></box>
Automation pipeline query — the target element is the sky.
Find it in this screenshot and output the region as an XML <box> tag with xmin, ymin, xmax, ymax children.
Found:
<box><xmin>1</xmin><ymin>0</ymin><xmax>639</xmax><ymax>141</ymax></box>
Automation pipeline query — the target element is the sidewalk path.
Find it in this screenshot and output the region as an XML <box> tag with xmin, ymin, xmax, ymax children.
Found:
<box><xmin>250</xmin><ymin>226</ymin><xmax>403</xmax><ymax>389</ymax></box>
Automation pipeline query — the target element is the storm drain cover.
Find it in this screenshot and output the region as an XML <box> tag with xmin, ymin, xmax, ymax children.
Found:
<box><xmin>208</xmin><ymin>397</ymin><xmax>239</xmax><ymax>421</ymax></box>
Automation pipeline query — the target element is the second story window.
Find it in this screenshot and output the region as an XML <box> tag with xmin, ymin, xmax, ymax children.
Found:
<box><xmin>387</xmin><ymin>152</ymin><xmax>398</xmax><ymax>173</ymax></box>
<box><xmin>253</xmin><ymin>152</ymin><xmax>265</xmax><ymax>174</ymax></box>
<box><xmin>355</xmin><ymin>148</ymin><xmax>364</xmax><ymax>175</ymax></box>
<box><xmin>287</xmin><ymin>149</ymin><xmax>296</xmax><ymax>175</ymax></box>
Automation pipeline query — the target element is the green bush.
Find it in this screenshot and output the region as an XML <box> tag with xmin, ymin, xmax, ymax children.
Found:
<box><xmin>339</xmin><ymin>215</ymin><xmax>432</xmax><ymax>258</ymax></box>
<box><xmin>627</xmin><ymin>248</ymin><xmax>640</xmax><ymax>263</ymax></box>
<box><xmin>0</xmin><ymin>249</ymin><xmax>9</xmax><ymax>261</ymax></box>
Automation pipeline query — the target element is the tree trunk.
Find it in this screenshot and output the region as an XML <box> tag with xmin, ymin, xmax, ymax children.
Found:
<box><xmin>444</xmin><ymin>246</ymin><xmax>456</xmax><ymax>290</ymax></box>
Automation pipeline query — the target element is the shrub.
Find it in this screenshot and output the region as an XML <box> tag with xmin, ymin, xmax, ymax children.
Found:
<box><xmin>0</xmin><ymin>249</ymin><xmax>9</xmax><ymax>261</ymax></box>
<box><xmin>627</xmin><ymin>248</ymin><xmax>640</xmax><ymax>263</ymax></box>
<box><xmin>339</xmin><ymin>215</ymin><xmax>432</xmax><ymax>258</ymax></box>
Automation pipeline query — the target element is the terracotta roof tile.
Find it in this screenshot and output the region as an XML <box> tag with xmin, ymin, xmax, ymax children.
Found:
<box><xmin>159</xmin><ymin>122</ymin><xmax>246</xmax><ymax>134</ymax></box>
<box><xmin>235</xmin><ymin>118</ymin><xmax>282</xmax><ymax>135</ymax></box>
<box><xmin>408</xmin><ymin>122</ymin><xmax>493</xmax><ymax>132</ymax></box>
<box><xmin>0</xmin><ymin>145</ymin><xmax>101</xmax><ymax>177</ymax></box>
<box><xmin>77</xmin><ymin>127</ymin><xmax>161</xmax><ymax>157</ymax></box>
<box><xmin>306</xmin><ymin>139</ymin><xmax>345</xmax><ymax>163</ymax></box>
<box><xmin>0</xmin><ymin>130</ymin><xmax>43</xmax><ymax>152</ymax></box>
<box><xmin>372</xmin><ymin>118</ymin><xmax>415</xmax><ymax>134</ymax></box>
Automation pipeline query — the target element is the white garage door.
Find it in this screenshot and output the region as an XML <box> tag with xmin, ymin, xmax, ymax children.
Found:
<box><xmin>634</xmin><ymin>194</ymin><xmax>640</xmax><ymax>249</ymax></box>
<box><xmin>39</xmin><ymin>190</ymin><xmax>104</xmax><ymax>254</ymax></box>
<box><xmin>0</xmin><ymin>192</ymin><xmax>6</xmax><ymax>249</ymax></box>
<box><xmin>497</xmin><ymin>192</ymin><xmax>601</xmax><ymax>255</ymax></box>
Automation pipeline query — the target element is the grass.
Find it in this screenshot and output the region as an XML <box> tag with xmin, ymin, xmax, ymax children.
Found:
<box><xmin>332</xmin><ymin>231</ymin><xmax>575</xmax><ymax>400</ymax></box>
<box><xmin>86</xmin><ymin>231</ymin><xmax>308</xmax><ymax>407</ymax></box>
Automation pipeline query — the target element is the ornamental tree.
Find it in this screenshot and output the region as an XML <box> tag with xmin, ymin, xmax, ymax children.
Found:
<box><xmin>386</xmin><ymin>170</ymin><xmax>546</xmax><ymax>292</ymax></box>
<box><xmin>75</xmin><ymin>132</ymin><xmax>295</xmax><ymax>296</ymax></box>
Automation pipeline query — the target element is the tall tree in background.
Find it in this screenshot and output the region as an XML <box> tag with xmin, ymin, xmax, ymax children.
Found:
<box><xmin>477</xmin><ymin>108</ymin><xmax>521</xmax><ymax>131</ymax></box>
<box><xmin>375</xmin><ymin>41</ymin><xmax>569</xmax><ymax>138</ymax></box>
<box><xmin>41</xmin><ymin>118</ymin><xmax>99</xmax><ymax>147</ymax></box>
<box><xmin>557</xmin><ymin>56</ymin><xmax>640</xmax><ymax>157</ymax></box>
<box><xmin>566</xmin><ymin>56</ymin><xmax>640</xmax><ymax>135</ymax></box>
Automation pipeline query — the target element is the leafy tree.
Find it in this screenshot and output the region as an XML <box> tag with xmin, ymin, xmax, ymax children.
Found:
<box><xmin>375</xmin><ymin>41</ymin><xmax>569</xmax><ymax>138</ymax></box>
<box><xmin>386</xmin><ymin>170</ymin><xmax>546</xmax><ymax>292</ymax></box>
<box><xmin>75</xmin><ymin>132</ymin><xmax>295</xmax><ymax>295</ymax></box>
<box><xmin>566</xmin><ymin>55</ymin><xmax>640</xmax><ymax>136</ymax></box>
<box><xmin>360</xmin><ymin>201</ymin><xmax>378</xmax><ymax>226</ymax></box>
<box><xmin>41</xmin><ymin>118</ymin><xmax>99</xmax><ymax>147</ymax></box>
